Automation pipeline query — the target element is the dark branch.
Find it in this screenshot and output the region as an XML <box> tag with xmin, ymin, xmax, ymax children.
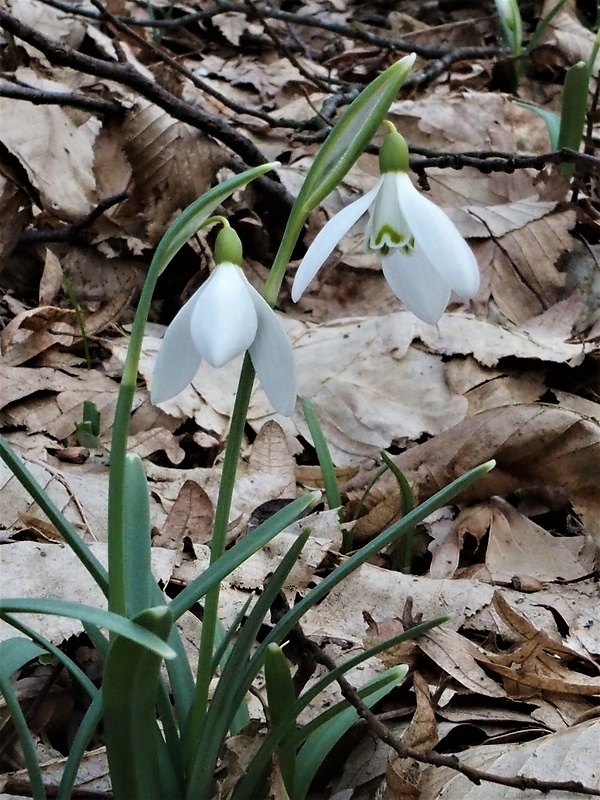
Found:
<box><xmin>0</xmin><ymin>78</ymin><xmax>123</xmax><ymax>115</ymax></box>
<box><xmin>0</xmin><ymin>5</ymin><xmax>294</xmax><ymax>211</ymax></box>
<box><xmin>19</xmin><ymin>192</ymin><xmax>129</xmax><ymax>244</ymax></box>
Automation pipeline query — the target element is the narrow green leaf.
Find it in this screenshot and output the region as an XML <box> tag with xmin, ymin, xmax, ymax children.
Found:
<box><xmin>152</xmin><ymin>163</ymin><xmax>280</xmax><ymax>276</ymax></box>
<box><xmin>185</xmin><ymin>527</ymin><xmax>313</xmax><ymax>800</ymax></box>
<box><xmin>231</xmin><ymin>616</ymin><xmax>447</xmax><ymax>800</ymax></box>
<box><xmin>380</xmin><ymin>451</ymin><xmax>415</xmax><ymax>573</ymax></box>
<box><xmin>2</xmin><ymin>617</ymin><xmax>96</xmax><ymax>698</ymax></box>
<box><xmin>296</xmin><ymin>55</ymin><xmax>416</xmax><ymax>216</ymax></box>
<box><xmin>0</xmin><ymin>436</ymin><xmax>108</xmax><ymax>593</ymax></box>
<box><xmin>515</xmin><ymin>101</ymin><xmax>561</xmax><ymax>149</ymax></box>
<box><xmin>123</xmin><ymin>454</ymin><xmax>153</xmax><ymax>617</ymax></box>
<box><xmin>293</xmin><ymin>667</ymin><xmax>407</xmax><ymax>800</ymax></box>
<box><xmin>57</xmin><ymin>693</ymin><xmax>103</xmax><ymax>800</ymax></box>
<box><xmin>170</xmin><ymin>491</ymin><xmax>320</xmax><ymax>620</ymax></box>
<box><xmin>302</xmin><ymin>397</ymin><xmax>342</xmax><ymax>515</ymax></box>
<box><xmin>265</xmin><ymin>644</ymin><xmax>297</xmax><ymax>793</ymax></box>
<box><xmin>0</xmin><ymin>599</ymin><xmax>175</xmax><ymax>659</ymax></box>
<box><xmin>0</xmin><ymin>672</ymin><xmax>46</xmax><ymax>800</ymax></box>
<box><xmin>558</xmin><ymin>61</ymin><xmax>589</xmax><ymax>176</ymax></box>
<box><xmin>0</xmin><ymin>638</ymin><xmax>45</xmax><ymax>678</ymax></box>
<box><xmin>103</xmin><ymin>606</ymin><xmax>173</xmax><ymax>800</ymax></box>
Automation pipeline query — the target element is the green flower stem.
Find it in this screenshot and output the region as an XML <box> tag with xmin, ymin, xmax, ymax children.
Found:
<box><xmin>184</xmin><ymin>354</ymin><xmax>256</xmax><ymax>768</ymax></box>
<box><xmin>107</xmin><ymin>273</ymin><xmax>156</xmax><ymax>616</ymax></box>
<box><xmin>107</xmin><ymin>165</ymin><xmax>278</xmax><ymax>617</ymax></box>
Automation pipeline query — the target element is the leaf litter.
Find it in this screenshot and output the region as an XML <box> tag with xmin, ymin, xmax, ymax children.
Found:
<box><xmin>0</xmin><ymin>0</ymin><xmax>599</xmax><ymax>797</ymax></box>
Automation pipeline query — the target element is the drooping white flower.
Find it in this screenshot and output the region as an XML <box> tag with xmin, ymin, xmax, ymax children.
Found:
<box><xmin>292</xmin><ymin>125</ymin><xmax>480</xmax><ymax>324</ymax></box>
<box><xmin>151</xmin><ymin>226</ymin><xmax>296</xmax><ymax>415</ymax></box>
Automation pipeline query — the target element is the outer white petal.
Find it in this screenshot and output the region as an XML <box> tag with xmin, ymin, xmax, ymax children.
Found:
<box><xmin>151</xmin><ymin>284</ymin><xmax>206</xmax><ymax>404</ymax></box>
<box><xmin>245</xmin><ymin>282</ymin><xmax>297</xmax><ymax>416</ymax></box>
<box><xmin>291</xmin><ymin>178</ymin><xmax>384</xmax><ymax>302</ymax></box>
<box><xmin>382</xmin><ymin>246</ymin><xmax>451</xmax><ymax>324</ymax></box>
<box><xmin>396</xmin><ymin>173</ymin><xmax>480</xmax><ymax>298</ymax></box>
<box><xmin>191</xmin><ymin>263</ymin><xmax>258</xmax><ymax>368</ymax></box>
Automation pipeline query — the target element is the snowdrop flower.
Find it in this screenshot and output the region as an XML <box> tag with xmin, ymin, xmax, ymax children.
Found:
<box><xmin>292</xmin><ymin>124</ymin><xmax>480</xmax><ymax>324</ymax></box>
<box><xmin>152</xmin><ymin>225</ymin><xmax>296</xmax><ymax>415</ymax></box>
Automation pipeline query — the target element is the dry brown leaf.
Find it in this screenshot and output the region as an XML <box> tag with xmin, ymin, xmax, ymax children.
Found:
<box><xmin>154</xmin><ymin>479</ymin><xmax>213</xmax><ymax>551</ymax></box>
<box><xmin>381</xmin><ymin>403</ymin><xmax>600</xmax><ymax>537</ymax></box>
<box><xmin>1</xmin><ymin>307</ymin><xmax>76</xmax><ymax>364</ymax></box>
<box><xmin>541</xmin><ymin>0</ymin><xmax>600</xmax><ymax>70</ymax></box>
<box><xmin>119</xmin><ymin>99</ymin><xmax>227</xmax><ymax>244</ymax></box>
<box><xmin>0</xmin><ymin>542</ymin><xmax>175</xmax><ymax>643</ymax></box>
<box><xmin>0</xmin><ymin>166</ymin><xmax>31</xmax><ymax>275</ymax></box>
<box><xmin>38</xmin><ymin>249</ymin><xmax>63</xmax><ymax>307</ymax></box>
<box><xmin>0</xmin><ymin>84</ymin><xmax>99</xmax><ymax>221</ymax></box>
<box><xmin>418</xmin><ymin>718</ymin><xmax>600</xmax><ymax>799</ymax></box>
<box><xmin>445</xmin><ymin>357</ymin><xmax>547</xmax><ymax>417</ymax></box>
<box><xmin>477</xmin><ymin>594</ymin><xmax>600</xmax><ymax>697</ymax></box>
<box><xmin>418</xmin><ymin>628</ymin><xmax>506</xmax><ymax>698</ymax></box>
<box><xmin>448</xmin><ymin>496</ymin><xmax>592</xmax><ymax>583</ymax></box>
<box><xmin>385</xmin><ymin>673</ymin><xmax>438</xmax><ymax>800</ymax></box>
<box><xmin>488</xmin><ymin>210</ymin><xmax>572</xmax><ymax>324</ymax></box>
<box><xmin>0</xmin><ymin>365</ymin><xmax>120</xmax><ymax>441</ymax></box>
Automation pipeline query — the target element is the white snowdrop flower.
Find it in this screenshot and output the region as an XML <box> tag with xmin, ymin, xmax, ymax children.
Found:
<box><xmin>152</xmin><ymin>226</ymin><xmax>296</xmax><ymax>415</ymax></box>
<box><xmin>292</xmin><ymin>125</ymin><xmax>480</xmax><ymax>324</ymax></box>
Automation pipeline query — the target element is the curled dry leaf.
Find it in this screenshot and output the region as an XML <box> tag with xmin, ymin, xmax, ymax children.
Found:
<box><xmin>431</xmin><ymin>496</ymin><xmax>592</xmax><ymax>583</ymax></box>
<box><xmin>368</xmin><ymin>404</ymin><xmax>600</xmax><ymax>538</ymax></box>
<box><xmin>153</xmin><ymin>479</ymin><xmax>214</xmax><ymax>552</ymax></box>
<box><xmin>386</xmin><ymin>674</ymin><xmax>439</xmax><ymax>800</ymax></box>
<box><xmin>0</xmin><ymin>90</ymin><xmax>99</xmax><ymax>222</ymax></box>
<box><xmin>418</xmin><ymin>718</ymin><xmax>600</xmax><ymax>799</ymax></box>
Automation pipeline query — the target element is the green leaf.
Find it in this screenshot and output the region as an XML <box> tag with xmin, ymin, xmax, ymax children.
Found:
<box><xmin>103</xmin><ymin>606</ymin><xmax>174</xmax><ymax>800</ymax></box>
<box><xmin>0</xmin><ymin>436</ymin><xmax>108</xmax><ymax>593</ymax></box>
<box><xmin>558</xmin><ymin>61</ymin><xmax>589</xmax><ymax>176</ymax></box>
<box><xmin>0</xmin><ymin>641</ymin><xmax>48</xmax><ymax>799</ymax></box>
<box><xmin>123</xmin><ymin>454</ymin><xmax>153</xmax><ymax>617</ymax></box>
<box><xmin>302</xmin><ymin>397</ymin><xmax>342</xmax><ymax>519</ymax></box>
<box><xmin>170</xmin><ymin>491</ymin><xmax>320</xmax><ymax>620</ymax></box>
<box><xmin>152</xmin><ymin>163</ymin><xmax>280</xmax><ymax>277</ymax></box>
<box><xmin>515</xmin><ymin>101</ymin><xmax>561</xmax><ymax>149</ymax></box>
<box><xmin>185</xmin><ymin>527</ymin><xmax>313</xmax><ymax>800</ymax></box>
<box><xmin>295</xmin><ymin>55</ymin><xmax>416</xmax><ymax>216</ymax></box>
<box><xmin>0</xmin><ymin>637</ymin><xmax>46</xmax><ymax>678</ymax></box>
<box><xmin>265</xmin><ymin>644</ymin><xmax>297</xmax><ymax>793</ymax></box>
<box><xmin>293</xmin><ymin>666</ymin><xmax>407</xmax><ymax>800</ymax></box>
<box><xmin>231</xmin><ymin>616</ymin><xmax>446</xmax><ymax>800</ymax></box>
<box><xmin>0</xmin><ymin>599</ymin><xmax>175</xmax><ymax>659</ymax></box>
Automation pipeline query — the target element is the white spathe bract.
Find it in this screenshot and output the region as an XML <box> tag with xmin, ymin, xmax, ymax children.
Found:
<box><xmin>152</xmin><ymin>262</ymin><xmax>296</xmax><ymax>415</ymax></box>
<box><xmin>292</xmin><ymin>171</ymin><xmax>480</xmax><ymax>325</ymax></box>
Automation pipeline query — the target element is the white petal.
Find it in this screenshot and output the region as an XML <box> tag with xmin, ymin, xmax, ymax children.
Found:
<box><xmin>382</xmin><ymin>247</ymin><xmax>451</xmax><ymax>324</ymax></box>
<box><xmin>151</xmin><ymin>285</ymin><xmax>205</xmax><ymax>404</ymax></box>
<box><xmin>245</xmin><ymin>283</ymin><xmax>297</xmax><ymax>416</ymax></box>
<box><xmin>291</xmin><ymin>178</ymin><xmax>384</xmax><ymax>302</ymax></box>
<box><xmin>365</xmin><ymin>173</ymin><xmax>411</xmax><ymax>250</ymax></box>
<box><xmin>191</xmin><ymin>263</ymin><xmax>258</xmax><ymax>368</ymax></box>
<box><xmin>396</xmin><ymin>173</ymin><xmax>480</xmax><ymax>298</ymax></box>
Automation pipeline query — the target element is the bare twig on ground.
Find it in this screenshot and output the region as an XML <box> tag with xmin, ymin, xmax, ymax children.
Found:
<box><xmin>290</xmin><ymin>623</ymin><xmax>600</xmax><ymax>797</ymax></box>
<box><xmin>0</xmin><ymin>77</ymin><xmax>123</xmax><ymax>114</ymax></box>
<box><xmin>0</xmin><ymin>6</ymin><xmax>294</xmax><ymax>213</ymax></box>
<box><xmin>20</xmin><ymin>193</ymin><xmax>128</xmax><ymax>244</ymax></box>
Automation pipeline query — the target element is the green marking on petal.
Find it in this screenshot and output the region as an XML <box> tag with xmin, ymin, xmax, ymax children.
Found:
<box><xmin>371</xmin><ymin>225</ymin><xmax>406</xmax><ymax>249</ymax></box>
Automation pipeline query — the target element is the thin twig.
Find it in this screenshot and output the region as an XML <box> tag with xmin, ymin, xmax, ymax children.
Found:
<box><xmin>0</xmin><ymin>78</ymin><xmax>123</xmax><ymax>115</ymax></box>
<box><xmin>290</xmin><ymin>623</ymin><xmax>600</xmax><ymax>797</ymax></box>
<box><xmin>0</xmin><ymin>6</ymin><xmax>294</xmax><ymax>212</ymax></box>
<box><xmin>20</xmin><ymin>192</ymin><xmax>129</xmax><ymax>244</ymax></box>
